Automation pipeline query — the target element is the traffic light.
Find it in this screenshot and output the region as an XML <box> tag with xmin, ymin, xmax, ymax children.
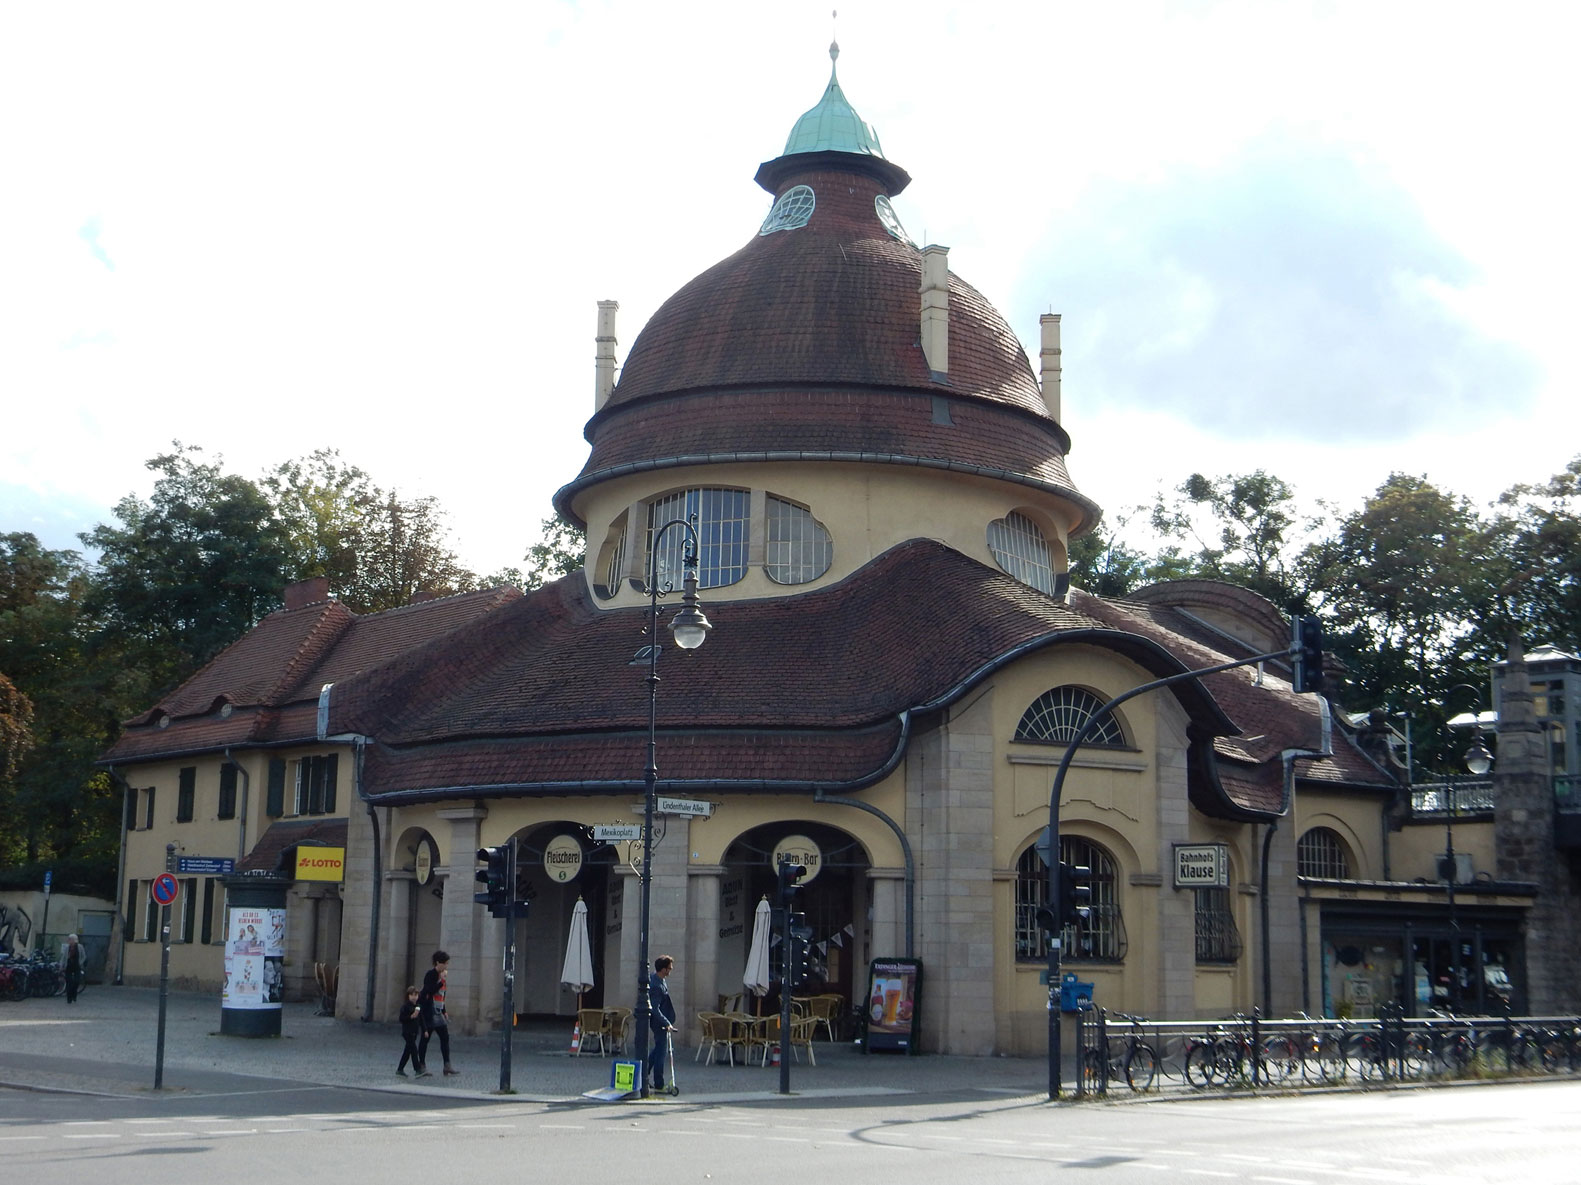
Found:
<box><xmin>775</xmin><ymin>859</ymin><xmax>808</xmax><ymax>906</ymax></box>
<box><xmin>787</xmin><ymin>912</ymin><xmax>814</xmax><ymax>987</ymax></box>
<box><xmin>1291</xmin><ymin>615</ymin><xmax>1324</xmax><ymax>694</ymax></box>
<box><xmin>1060</xmin><ymin>861</ymin><xmax>1093</xmax><ymax>927</ymax></box>
<box><xmin>475</xmin><ymin>845</ymin><xmax>509</xmax><ymax>915</ymax></box>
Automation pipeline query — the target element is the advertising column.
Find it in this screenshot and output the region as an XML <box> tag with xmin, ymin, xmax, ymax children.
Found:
<box><xmin>220</xmin><ymin>874</ymin><xmax>291</xmax><ymax>1037</ymax></box>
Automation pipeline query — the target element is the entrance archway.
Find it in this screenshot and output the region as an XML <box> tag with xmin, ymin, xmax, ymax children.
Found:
<box><xmin>721</xmin><ymin>821</ymin><xmax>872</xmax><ymax>1010</ymax></box>
<box><xmin>513</xmin><ymin>822</ymin><xmax>619</xmax><ymax>1017</ymax></box>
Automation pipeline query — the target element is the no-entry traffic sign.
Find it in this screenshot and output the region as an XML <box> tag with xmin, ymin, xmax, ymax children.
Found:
<box><xmin>150</xmin><ymin>873</ymin><xmax>180</xmax><ymax>906</ymax></box>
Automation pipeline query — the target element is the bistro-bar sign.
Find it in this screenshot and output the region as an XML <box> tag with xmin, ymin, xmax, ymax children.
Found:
<box><xmin>1173</xmin><ymin>844</ymin><xmax>1229</xmax><ymax>888</ymax></box>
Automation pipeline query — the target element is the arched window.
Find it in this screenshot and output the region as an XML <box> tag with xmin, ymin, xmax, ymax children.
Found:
<box><xmin>1194</xmin><ymin>878</ymin><xmax>1242</xmax><ymax>964</ymax></box>
<box><xmin>595</xmin><ymin>512</ymin><xmax>628</xmax><ymax>600</ymax></box>
<box><xmin>1015</xmin><ymin>837</ymin><xmax>1124</xmax><ymax>963</ymax></box>
<box><xmin>648</xmin><ymin>488</ymin><xmax>750</xmax><ymax>590</ymax></box>
<box><xmin>1298</xmin><ymin>827</ymin><xmax>1351</xmax><ymax>879</ymax></box>
<box><xmin>1014</xmin><ymin>686</ymin><xmax>1126</xmax><ymax>748</ymax></box>
<box><xmin>764</xmin><ymin>496</ymin><xmax>833</xmax><ymax>584</ymax></box>
<box><xmin>987</xmin><ymin>511</ymin><xmax>1055</xmax><ymax>595</ymax></box>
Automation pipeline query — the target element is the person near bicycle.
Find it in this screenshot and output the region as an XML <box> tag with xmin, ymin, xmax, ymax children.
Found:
<box><xmin>63</xmin><ymin>933</ymin><xmax>83</xmax><ymax>1004</ymax></box>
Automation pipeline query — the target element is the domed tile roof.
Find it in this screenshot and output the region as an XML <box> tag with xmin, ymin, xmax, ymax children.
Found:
<box><xmin>556</xmin><ymin>52</ymin><xmax>1095</xmax><ymax>533</ymax></box>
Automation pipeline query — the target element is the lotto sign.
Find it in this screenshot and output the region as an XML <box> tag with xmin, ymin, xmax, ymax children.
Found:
<box><xmin>294</xmin><ymin>846</ymin><xmax>345</xmax><ymax>882</ymax></box>
<box><xmin>150</xmin><ymin>873</ymin><xmax>180</xmax><ymax>905</ymax></box>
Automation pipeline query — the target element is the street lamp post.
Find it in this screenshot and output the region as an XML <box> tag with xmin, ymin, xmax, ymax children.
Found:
<box><xmin>1439</xmin><ymin>684</ymin><xmax>1496</xmax><ymax>937</ymax></box>
<box><xmin>634</xmin><ymin>517</ymin><xmax>712</xmax><ymax>1100</ymax></box>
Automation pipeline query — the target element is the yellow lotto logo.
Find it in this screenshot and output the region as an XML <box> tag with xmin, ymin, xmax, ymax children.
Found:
<box><xmin>295</xmin><ymin>847</ymin><xmax>346</xmax><ymax>882</ymax></box>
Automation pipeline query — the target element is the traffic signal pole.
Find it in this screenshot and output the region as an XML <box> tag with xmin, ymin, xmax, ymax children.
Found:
<box><xmin>774</xmin><ymin>858</ymin><xmax>807</xmax><ymax>1095</ymax></box>
<box><xmin>1045</xmin><ymin>635</ymin><xmax>1314</xmax><ymax>1101</ymax></box>
<box><xmin>500</xmin><ymin>842</ymin><xmax>516</xmax><ymax>1094</ymax></box>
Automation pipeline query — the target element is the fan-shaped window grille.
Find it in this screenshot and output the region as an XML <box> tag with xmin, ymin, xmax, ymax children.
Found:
<box><xmin>764</xmin><ymin>496</ymin><xmax>833</xmax><ymax>584</ymax></box>
<box><xmin>1014</xmin><ymin>686</ymin><xmax>1126</xmax><ymax>748</ymax></box>
<box><xmin>1298</xmin><ymin>827</ymin><xmax>1351</xmax><ymax>879</ymax></box>
<box><xmin>1014</xmin><ymin>837</ymin><xmax>1125</xmax><ymax>962</ymax></box>
<box><xmin>987</xmin><ymin>511</ymin><xmax>1055</xmax><ymax>594</ymax></box>
<box><xmin>1194</xmin><ymin>886</ymin><xmax>1242</xmax><ymax>964</ymax></box>
<box><xmin>759</xmin><ymin>185</ymin><xmax>816</xmax><ymax>235</ymax></box>
<box><xmin>648</xmin><ymin>488</ymin><xmax>750</xmax><ymax>590</ymax></box>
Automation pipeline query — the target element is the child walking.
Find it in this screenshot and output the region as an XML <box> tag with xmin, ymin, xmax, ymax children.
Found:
<box><xmin>397</xmin><ymin>986</ymin><xmax>428</xmax><ymax>1077</ymax></box>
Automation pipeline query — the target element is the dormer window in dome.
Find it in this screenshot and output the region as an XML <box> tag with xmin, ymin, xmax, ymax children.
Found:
<box><xmin>765</xmin><ymin>496</ymin><xmax>833</xmax><ymax>585</ymax></box>
<box><xmin>759</xmin><ymin>185</ymin><xmax>817</xmax><ymax>236</ymax></box>
<box><xmin>874</xmin><ymin>195</ymin><xmax>915</xmax><ymax>247</ymax></box>
<box><xmin>593</xmin><ymin>511</ymin><xmax>630</xmax><ymax>601</ymax></box>
<box><xmin>649</xmin><ymin>487</ymin><xmax>751</xmax><ymax>590</ymax></box>
<box><xmin>987</xmin><ymin>511</ymin><xmax>1057</xmax><ymax>595</ymax></box>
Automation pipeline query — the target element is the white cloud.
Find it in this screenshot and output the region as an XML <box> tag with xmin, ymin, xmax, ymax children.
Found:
<box><xmin>1</xmin><ymin>0</ymin><xmax>1576</xmax><ymax>574</ymax></box>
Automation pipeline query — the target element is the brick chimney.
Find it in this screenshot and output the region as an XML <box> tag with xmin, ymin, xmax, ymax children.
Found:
<box><xmin>283</xmin><ymin>577</ymin><xmax>330</xmax><ymax>611</ymax></box>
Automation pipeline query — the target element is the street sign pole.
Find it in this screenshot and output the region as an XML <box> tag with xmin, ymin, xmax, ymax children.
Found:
<box><xmin>154</xmin><ymin>845</ymin><xmax>177</xmax><ymax>1089</ymax></box>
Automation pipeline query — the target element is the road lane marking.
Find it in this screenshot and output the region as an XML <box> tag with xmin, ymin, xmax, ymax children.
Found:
<box><xmin>539</xmin><ymin>1124</ymin><xmax>585</xmax><ymax>1130</ymax></box>
<box><xmin>63</xmin><ymin>1134</ymin><xmax>120</xmax><ymax>1140</ymax></box>
<box><xmin>1251</xmin><ymin>1177</ymin><xmax>1312</xmax><ymax>1184</ymax></box>
<box><xmin>455</xmin><ymin>1123</ymin><xmax>516</xmax><ymax>1129</ymax></box>
<box><xmin>0</xmin><ymin>1136</ymin><xmax>46</xmax><ymax>1143</ymax></box>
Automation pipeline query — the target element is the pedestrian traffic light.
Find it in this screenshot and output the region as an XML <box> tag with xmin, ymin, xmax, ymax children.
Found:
<box><xmin>1291</xmin><ymin>615</ymin><xmax>1324</xmax><ymax>694</ymax></box>
<box><xmin>1060</xmin><ymin>861</ymin><xmax>1093</xmax><ymax>927</ymax></box>
<box><xmin>788</xmin><ymin>912</ymin><xmax>814</xmax><ymax>987</ymax></box>
<box><xmin>775</xmin><ymin>859</ymin><xmax>808</xmax><ymax>906</ymax></box>
<box><xmin>475</xmin><ymin>845</ymin><xmax>509</xmax><ymax>914</ymax></box>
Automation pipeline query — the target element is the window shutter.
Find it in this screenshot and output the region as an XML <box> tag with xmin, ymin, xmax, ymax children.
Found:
<box><xmin>266</xmin><ymin>759</ymin><xmax>286</xmax><ymax>817</ymax></box>
<box><xmin>218</xmin><ymin>764</ymin><xmax>238</xmax><ymax>820</ymax></box>
<box><xmin>201</xmin><ymin>879</ymin><xmax>215</xmax><ymax>944</ymax></box>
<box><xmin>323</xmin><ymin>754</ymin><xmax>339</xmax><ymax>813</ymax></box>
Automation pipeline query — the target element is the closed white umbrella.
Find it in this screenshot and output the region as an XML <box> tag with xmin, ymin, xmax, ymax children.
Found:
<box><xmin>560</xmin><ymin>897</ymin><xmax>595</xmax><ymax>1010</ymax></box>
<box><xmin>743</xmin><ymin>895</ymin><xmax>773</xmax><ymax>1013</ymax></box>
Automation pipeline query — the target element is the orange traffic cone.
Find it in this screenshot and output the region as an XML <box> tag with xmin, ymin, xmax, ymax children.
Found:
<box><xmin>570</xmin><ymin>1020</ymin><xmax>582</xmax><ymax>1055</ymax></box>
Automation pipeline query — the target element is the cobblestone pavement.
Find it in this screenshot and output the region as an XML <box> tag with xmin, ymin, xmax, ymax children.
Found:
<box><xmin>0</xmin><ymin>986</ymin><xmax>1062</xmax><ymax>1104</ymax></box>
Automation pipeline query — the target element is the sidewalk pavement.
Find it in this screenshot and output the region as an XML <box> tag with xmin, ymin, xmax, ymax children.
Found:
<box><xmin>0</xmin><ymin>986</ymin><xmax>1066</xmax><ymax>1105</ymax></box>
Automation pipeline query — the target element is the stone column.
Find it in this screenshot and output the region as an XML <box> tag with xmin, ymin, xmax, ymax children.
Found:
<box><xmin>909</xmin><ymin>692</ymin><xmax>996</xmax><ymax>1055</ymax></box>
<box><xmin>1494</xmin><ymin>639</ymin><xmax>1581</xmax><ymax>1013</ymax></box>
<box><xmin>336</xmin><ymin>801</ymin><xmax>377</xmax><ymax>1019</ymax></box>
<box><xmin>435</xmin><ymin>805</ymin><xmax>487</xmax><ymax>1034</ymax></box>
<box><xmin>687</xmin><ymin>860</ymin><xmax>724</xmax><ymax>1033</ymax></box>
<box><xmin>1153</xmin><ymin>703</ymin><xmax>1198</xmax><ymax>1019</ymax></box>
<box><xmin>866</xmin><ymin>868</ymin><xmax>905</xmax><ymax>963</ymax></box>
<box><xmin>382</xmin><ymin>869</ymin><xmax>415</xmax><ymax>1017</ymax></box>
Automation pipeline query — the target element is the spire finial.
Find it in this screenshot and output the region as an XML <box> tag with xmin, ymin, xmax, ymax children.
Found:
<box><xmin>830</xmin><ymin>10</ymin><xmax>839</xmax><ymax>64</ymax></box>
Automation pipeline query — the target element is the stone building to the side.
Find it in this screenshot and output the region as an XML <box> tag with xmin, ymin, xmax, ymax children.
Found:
<box><xmin>100</xmin><ymin>46</ymin><xmax>1573</xmax><ymax>1052</ymax></box>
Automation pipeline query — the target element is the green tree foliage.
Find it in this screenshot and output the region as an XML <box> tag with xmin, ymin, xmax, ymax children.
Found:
<box><xmin>0</xmin><ymin>672</ymin><xmax>34</xmax><ymax>784</ymax></box>
<box><xmin>0</xmin><ymin>534</ymin><xmax>124</xmax><ymax>888</ymax></box>
<box><xmin>1149</xmin><ymin>470</ymin><xmax>1312</xmax><ymax>611</ymax></box>
<box><xmin>263</xmin><ymin>449</ymin><xmax>485</xmax><ymax>612</ymax></box>
<box><xmin>1483</xmin><ymin>456</ymin><xmax>1581</xmax><ymax>657</ymax></box>
<box><xmin>520</xmin><ymin>515</ymin><xmax>586</xmax><ymax>590</ymax></box>
<box><xmin>1068</xmin><ymin>508</ymin><xmax>1155</xmax><ymax>598</ymax></box>
<box><xmin>340</xmin><ymin>490</ymin><xmax>477</xmax><ymax>612</ymax></box>
<box><xmin>1299</xmin><ymin>473</ymin><xmax>1493</xmax><ymax>763</ymax></box>
<box><xmin>80</xmin><ymin>445</ymin><xmax>291</xmax><ymax>699</ymax></box>
<box><xmin>261</xmin><ymin>448</ymin><xmax>381</xmax><ymax>593</ymax></box>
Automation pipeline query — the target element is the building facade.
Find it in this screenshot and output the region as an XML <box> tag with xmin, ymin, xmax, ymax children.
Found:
<box><xmin>101</xmin><ymin>48</ymin><xmax>1574</xmax><ymax>1052</ymax></box>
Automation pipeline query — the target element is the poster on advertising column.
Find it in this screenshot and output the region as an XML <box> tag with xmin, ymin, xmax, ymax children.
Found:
<box><xmin>223</xmin><ymin>905</ymin><xmax>286</xmax><ymax>1010</ymax></box>
<box><xmin>862</xmin><ymin>957</ymin><xmax>923</xmax><ymax>1054</ymax></box>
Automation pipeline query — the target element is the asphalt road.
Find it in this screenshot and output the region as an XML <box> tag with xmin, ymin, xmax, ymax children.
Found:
<box><xmin>6</xmin><ymin>1076</ymin><xmax>1581</xmax><ymax>1184</ymax></box>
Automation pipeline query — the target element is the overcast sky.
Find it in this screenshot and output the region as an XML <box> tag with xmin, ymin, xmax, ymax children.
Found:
<box><xmin>4</xmin><ymin>1</ymin><xmax>1575</xmax><ymax>578</ymax></box>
